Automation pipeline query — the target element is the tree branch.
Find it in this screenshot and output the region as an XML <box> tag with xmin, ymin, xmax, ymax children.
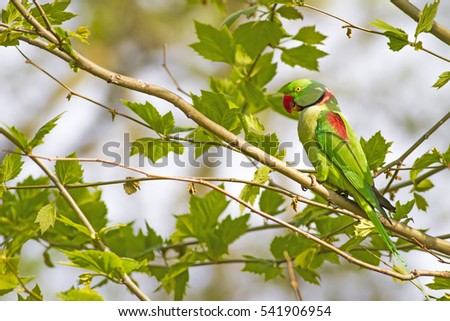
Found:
<box><xmin>391</xmin><ymin>0</ymin><xmax>450</xmax><ymax>46</ymax></box>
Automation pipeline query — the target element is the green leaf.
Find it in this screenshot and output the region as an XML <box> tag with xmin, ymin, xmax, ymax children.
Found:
<box><xmin>35</xmin><ymin>203</ymin><xmax>56</xmax><ymax>234</ymax></box>
<box><xmin>161</xmin><ymin>263</ymin><xmax>189</xmax><ymax>301</ymax></box>
<box><xmin>294</xmin><ymin>248</ymin><xmax>317</xmax><ymax>269</ymax></box>
<box><xmin>410</xmin><ymin>149</ymin><xmax>442</xmax><ymax>181</ymax></box>
<box><xmin>239</xmin><ymin>166</ymin><xmax>271</xmax><ymax>212</ymax></box>
<box><xmin>122</xmin><ymin>100</ymin><xmax>174</xmax><ymax>135</ymax></box>
<box><xmin>246</xmin><ymin>131</ymin><xmax>281</xmax><ymax>157</ymax></box>
<box><xmin>103</xmin><ymin>223</ymin><xmax>163</xmax><ymax>261</ymax></box>
<box><xmin>29</xmin><ymin>0</ymin><xmax>76</xmax><ymax>25</ymax></box>
<box><xmin>360</xmin><ymin>131</ymin><xmax>392</xmax><ymax>171</ymax></box>
<box><xmin>190</xmin><ymin>21</ymin><xmax>235</xmax><ymax>64</ymax></box>
<box><xmin>250</xmin><ymin>52</ymin><xmax>277</xmax><ymax>87</ymax></box>
<box><xmin>370</xmin><ymin>19</ymin><xmax>409</xmax><ymax>51</ymax></box>
<box><xmin>56</xmin><ymin>214</ymin><xmax>91</xmax><ymax>237</ymax></box>
<box><xmin>281</xmin><ymin>44</ymin><xmax>328</xmax><ymax>71</ymax></box>
<box><xmin>412</xmin><ymin>178</ymin><xmax>434</xmax><ymax>192</ymax></box>
<box><xmin>130</xmin><ymin>138</ymin><xmax>184</xmax><ymax>163</ymax></box>
<box><xmin>192</xmin><ymin>91</ymin><xmax>242</xmax><ymax>134</ymax></box>
<box><xmin>28</xmin><ymin>113</ymin><xmax>64</xmax><ymax>149</ymax></box>
<box><xmin>234</xmin><ymin>21</ymin><xmax>284</xmax><ymax>59</ymax></box>
<box><xmin>216</xmin><ymin>214</ymin><xmax>250</xmax><ymax>246</ymax></box>
<box><xmin>277</xmin><ymin>6</ymin><xmax>303</xmax><ymax>20</ymax></box>
<box><xmin>171</xmin><ymin>185</ymin><xmax>229</xmax><ymax>242</ymax></box>
<box><xmin>293</xmin><ymin>26</ymin><xmax>327</xmax><ymax>45</ymax></box>
<box><xmin>57</xmin><ymin>286</ymin><xmax>103</xmax><ymax>301</ymax></box>
<box><xmin>60</xmin><ymin>250</ymin><xmax>125</xmax><ymax>280</ymax></box>
<box><xmin>433</xmin><ymin>71</ymin><xmax>450</xmax><ymax>89</ymax></box>
<box><xmin>221</xmin><ymin>6</ymin><xmax>257</xmax><ymax>28</ymax></box>
<box><xmin>426</xmin><ymin>276</ymin><xmax>450</xmax><ymax>290</ymax></box>
<box><xmin>3</xmin><ymin>125</ymin><xmax>28</xmax><ymax>149</ymax></box>
<box><xmin>393</xmin><ymin>200</ymin><xmax>415</xmax><ymax>221</ymax></box>
<box><xmin>259</xmin><ymin>189</ymin><xmax>284</xmax><ymax>215</ymax></box>
<box><xmin>55</xmin><ymin>152</ymin><xmax>84</xmax><ymax>184</ymax></box>
<box><xmin>18</xmin><ymin>284</ymin><xmax>43</xmax><ymax>301</ymax></box>
<box><xmin>415</xmin><ymin>0</ymin><xmax>440</xmax><ymax>38</ymax></box>
<box><xmin>0</xmin><ymin>153</ymin><xmax>23</xmax><ymax>183</ymax></box>
<box><xmin>242</xmin><ymin>259</ymin><xmax>283</xmax><ymax>281</ymax></box>
<box><xmin>414</xmin><ymin>192</ymin><xmax>428</xmax><ymax>211</ymax></box>
<box><xmin>121</xmin><ymin>257</ymin><xmax>147</xmax><ymax>274</ymax></box>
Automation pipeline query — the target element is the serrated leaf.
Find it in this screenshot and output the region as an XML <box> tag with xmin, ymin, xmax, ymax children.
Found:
<box><xmin>239</xmin><ymin>166</ymin><xmax>271</xmax><ymax>212</ymax></box>
<box><xmin>370</xmin><ymin>19</ymin><xmax>409</xmax><ymax>51</ymax></box>
<box><xmin>393</xmin><ymin>200</ymin><xmax>415</xmax><ymax>221</ymax></box>
<box><xmin>103</xmin><ymin>223</ymin><xmax>163</xmax><ymax>261</ymax></box>
<box><xmin>35</xmin><ymin>203</ymin><xmax>56</xmax><ymax>234</ymax></box>
<box><xmin>360</xmin><ymin>131</ymin><xmax>392</xmax><ymax>171</ymax></box>
<box><xmin>415</xmin><ymin>0</ymin><xmax>440</xmax><ymax>38</ymax></box>
<box><xmin>3</xmin><ymin>125</ymin><xmax>28</xmax><ymax>149</ymax></box>
<box><xmin>130</xmin><ymin>138</ymin><xmax>184</xmax><ymax>163</ymax></box>
<box><xmin>234</xmin><ymin>21</ymin><xmax>284</xmax><ymax>59</ymax></box>
<box><xmin>426</xmin><ymin>276</ymin><xmax>450</xmax><ymax>290</ymax></box>
<box><xmin>217</xmin><ymin>214</ymin><xmax>250</xmax><ymax>245</ymax></box>
<box><xmin>410</xmin><ymin>149</ymin><xmax>442</xmax><ymax>181</ymax></box>
<box><xmin>28</xmin><ymin>113</ymin><xmax>64</xmax><ymax>149</ymax></box>
<box><xmin>0</xmin><ymin>153</ymin><xmax>23</xmax><ymax>183</ymax></box>
<box><xmin>242</xmin><ymin>260</ymin><xmax>283</xmax><ymax>281</ymax></box>
<box><xmin>259</xmin><ymin>189</ymin><xmax>284</xmax><ymax>215</ymax></box>
<box><xmin>29</xmin><ymin>0</ymin><xmax>76</xmax><ymax>26</ymax></box>
<box><xmin>192</xmin><ymin>91</ymin><xmax>242</xmax><ymax>134</ymax></box>
<box><xmin>414</xmin><ymin>192</ymin><xmax>428</xmax><ymax>211</ymax></box>
<box><xmin>277</xmin><ymin>6</ymin><xmax>303</xmax><ymax>20</ymax></box>
<box><xmin>246</xmin><ymin>131</ymin><xmax>282</xmax><ymax>159</ymax></box>
<box><xmin>57</xmin><ymin>286</ymin><xmax>103</xmax><ymax>301</ymax></box>
<box><xmin>190</xmin><ymin>21</ymin><xmax>235</xmax><ymax>64</ymax></box>
<box><xmin>250</xmin><ymin>52</ymin><xmax>277</xmax><ymax>87</ymax></box>
<box><xmin>171</xmin><ymin>185</ymin><xmax>229</xmax><ymax>242</ymax></box>
<box><xmin>55</xmin><ymin>152</ymin><xmax>83</xmax><ymax>184</ymax></box>
<box><xmin>122</xmin><ymin>100</ymin><xmax>174</xmax><ymax>135</ymax></box>
<box><xmin>432</xmin><ymin>71</ymin><xmax>450</xmax><ymax>89</ymax></box>
<box><xmin>281</xmin><ymin>44</ymin><xmax>328</xmax><ymax>71</ymax></box>
<box><xmin>293</xmin><ymin>26</ymin><xmax>327</xmax><ymax>45</ymax></box>
<box><xmin>121</xmin><ymin>257</ymin><xmax>147</xmax><ymax>274</ymax></box>
<box><xmin>161</xmin><ymin>263</ymin><xmax>189</xmax><ymax>301</ymax></box>
<box><xmin>60</xmin><ymin>250</ymin><xmax>125</xmax><ymax>280</ymax></box>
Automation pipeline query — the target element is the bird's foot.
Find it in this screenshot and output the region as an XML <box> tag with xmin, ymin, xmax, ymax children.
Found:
<box><xmin>308</xmin><ymin>174</ymin><xmax>317</xmax><ymax>187</ymax></box>
<box><xmin>327</xmin><ymin>199</ymin><xmax>339</xmax><ymax>209</ymax></box>
<box><xmin>301</xmin><ymin>174</ymin><xmax>317</xmax><ymax>191</ymax></box>
<box><xmin>338</xmin><ymin>190</ymin><xmax>349</xmax><ymax>198</ymax></box>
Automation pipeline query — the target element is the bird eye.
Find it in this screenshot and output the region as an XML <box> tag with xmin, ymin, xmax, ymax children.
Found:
<box><xmin>295</xmin><ymin>86</ymin><xmax>301</xmax><ymax>92</ymax></box>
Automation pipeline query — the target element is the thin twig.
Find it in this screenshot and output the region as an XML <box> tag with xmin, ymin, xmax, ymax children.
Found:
<box><xmin>4</xmin><ymin>259</ymin><xmax>43</xmax><ymax>301</ymax></box>
<box><xmin>283</xmin><ymin>250</ymin><xmax>303</xmax><ymax>301</ymax></box>
<box><xmin>300</xmin><ymin>2</ymin><xmax>449</xmax><ymax>63</ymax></box>
<box><xmin>19</xmin><ymin>153</ymin><xmax>450</xmax><ymax>282</ymax></box>
<box><xmin>0</xmin><ymin>129</ymin><xmax>151</xmax><ymax>301</ymax></box>
<box><xmin>162</xmin><ymin>44</ymin><xmax>189</xmax><ymax>96</ymax></box>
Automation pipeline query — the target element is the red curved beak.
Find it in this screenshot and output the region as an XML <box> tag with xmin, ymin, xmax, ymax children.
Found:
<box><xmin>283</xmin><ymin>94</ymin><xmax>296</xmax><ymax>113</ymax></box>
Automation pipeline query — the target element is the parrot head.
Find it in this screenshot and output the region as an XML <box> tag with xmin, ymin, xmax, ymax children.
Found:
<box><xmin>282</xmin><ymin>79</ymin><xmax>335</xmax><ymax>113</ymax></box>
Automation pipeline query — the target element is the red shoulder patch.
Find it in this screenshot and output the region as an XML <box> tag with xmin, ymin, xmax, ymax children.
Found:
<box><xmin>326</xmin><ymin>112</ymin><xmax>348</xmax><ymax>140</ymax></box>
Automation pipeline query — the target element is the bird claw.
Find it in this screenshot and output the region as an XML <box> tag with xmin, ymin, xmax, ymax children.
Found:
<box><xmin>338</xmin><ymin>190</ymin><xmax>349</xmax><ymax>198</ymax></box>
<box><xmin>308</xmin><ymin>174</ymin><xmax>317</xmax><ymax>188</ymax></box>
<box><xmin>301</xmin><ymin>174</ymin><xmax>317</xmax><ymax>191</ymax></box>
<box><xmin>327</xmin><ymin>199</ymin><xmax>339</xmax><ymax>209</ymax></box>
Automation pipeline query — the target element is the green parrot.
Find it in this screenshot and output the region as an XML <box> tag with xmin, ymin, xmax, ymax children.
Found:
<box><xmin>282</xmin><ymin>79</ymin><xmax>404</xmax><ymax>266</ymax></box>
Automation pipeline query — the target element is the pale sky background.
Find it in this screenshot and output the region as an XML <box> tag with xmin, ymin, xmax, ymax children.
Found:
<box><xmin>0</xmin><ymin>0</ymin><xmax>449</xmax><ymax>300</ymax></box>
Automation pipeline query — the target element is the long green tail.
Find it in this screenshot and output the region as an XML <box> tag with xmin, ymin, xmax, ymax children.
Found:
<box><xmin>355</xmin><ymin>195</ymin><xmax>429</xmax><ymax>298</ymax></box>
